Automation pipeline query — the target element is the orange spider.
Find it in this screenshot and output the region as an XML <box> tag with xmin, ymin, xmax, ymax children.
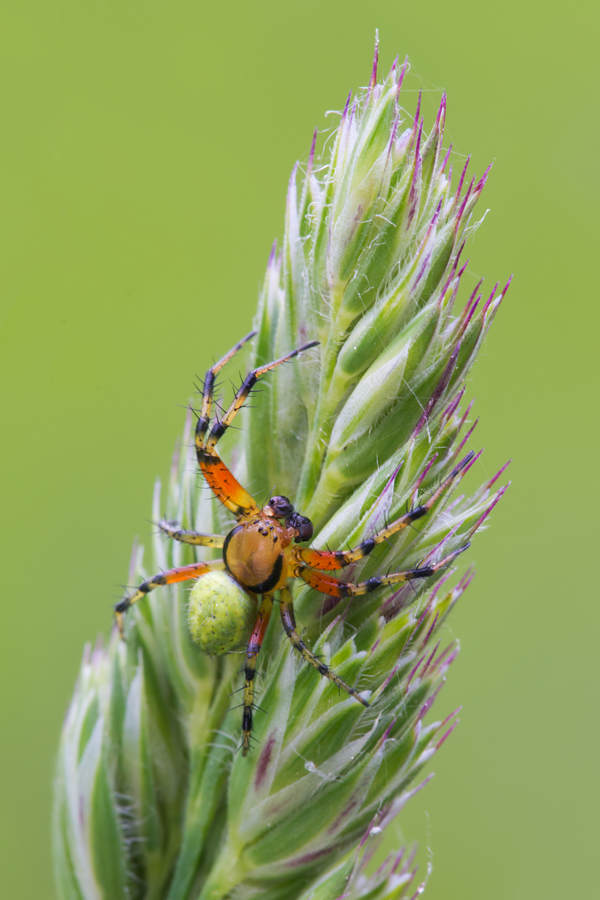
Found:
<box><xmin>115</xmin><ymin>332</ymin><xmax>471</xmax><ymax>754</ymax></box>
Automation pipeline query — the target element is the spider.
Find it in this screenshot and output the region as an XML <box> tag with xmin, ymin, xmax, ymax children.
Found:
<box><xmin>115</xmin><ymin>331</ymin><xmax>472</xmax><ymax>754</ymax></box>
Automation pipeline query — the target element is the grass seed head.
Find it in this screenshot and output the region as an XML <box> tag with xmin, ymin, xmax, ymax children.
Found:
<box><xmin>54</xmin><ymin>44</ymin><xmax>510</xmax><ymax>900</ymax></box>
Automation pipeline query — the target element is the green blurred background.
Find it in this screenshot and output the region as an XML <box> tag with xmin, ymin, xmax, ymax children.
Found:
<box><xmin>0</xmin><ymin>1</ymin><xmax>597</xmax><ymax>896</ymax></box>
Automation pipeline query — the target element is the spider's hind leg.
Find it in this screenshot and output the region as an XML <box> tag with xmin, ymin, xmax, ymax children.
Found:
<box><xmin>279</xmin><ymin>584</ymin><xmax>369</xmax><ymax>708</ymax></box>
<box><xmin>242</xmin><ymin>592</ymin><xmax>273</xmax><ymax>756</ymax></box>
<box><xmin>115</xmin><ymin>559</ymin><xmax>224</xmax><ymax>636</ymax></box>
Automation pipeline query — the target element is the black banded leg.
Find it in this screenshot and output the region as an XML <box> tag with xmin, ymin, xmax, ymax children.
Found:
<box><xmin>298</xmin><ymin>544</ymin><xmax>470</xmax><ymax>598</ymax></box>
<box><xmin>195</xmin><ymin>330</ymin><xmax>256</xmax><ymax>451</ymax></box>
<box><xmin>115</xmin><ymin>560</ymin><xmax>224</xmax><ymax>636</ymax></box>
<box><xmin>193</xmin><ymin>331</ymin><xmax>260</xmax><ymax>519</ymax></box>
<box><xmin>195</xmin><ymin>340</ymin><xmax>318</xmax><ymax>520</ymax></box>
<box><xmin>158</xmin><ymin>520</ymin><xmax>225</xmax><ymax>548</ymax></box>
<box><xmin>296</xmin><ymin>452</ymin><xmax>475</xmax><ymax>572</ymax></box>
<box><xmin>204</xmin><ymin>341</ymin><xmax>319</xmax><ymax>455</ymax></box>
<box><xmin>242</xmin><ymin>593</ymin><xmax>273</xmax><ymax>755</ymax></box>
<box><xmin>279</xmin><ymin>584</ymin><xmax>369</xmax><ymax>708</ymax></box>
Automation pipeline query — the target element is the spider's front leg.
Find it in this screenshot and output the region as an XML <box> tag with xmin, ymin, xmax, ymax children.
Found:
<box><xmin>279</xmin><ymin>584</ymin><xmax>370</xmax><ymax>709</ymax></box>
<box><xmin>295</xmin><ymin>452</ymin><xmax>475</xmax><ymax>572</ymax></box>
<box><xmin>115</xmin><ymin>559</ymin><xmax>224</xmax><ymax>636</ymax></box>
<box><xmin>242</xmin><ymin>592</ymin><xmax>273</xmax><ymax>755</ymax></box>
<box><xmin>194</xmin><ymin>331</ymin><xmax>261</xmax><ymax>520</ymax></box>
<box><xmin>195</xmin><ymin>335</ymin><xmax>318</xmax><ymax>521</ymax></box>
<box><xmin>297</xmin><ymin>544</ymin><xmax>470</xmax><ymax>597</ymax></box>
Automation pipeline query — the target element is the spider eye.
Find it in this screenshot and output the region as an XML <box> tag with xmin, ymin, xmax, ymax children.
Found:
<box><xmin>287</xmin><ymin>512</ymin><xmax>314</xmax><ymax>543</ymax></box>
<box><xmin>268</xmin><ymin>495</ymin><xmax>293</xmax><ymax>517</ymax></box>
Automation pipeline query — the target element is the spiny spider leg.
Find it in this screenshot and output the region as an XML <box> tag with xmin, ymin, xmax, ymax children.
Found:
<box><xmin>279</xmin><ymin>584</ymin><xmax>370</xmax><ymax>708</ymax></box>
<box><xmin>195</xmin><ymin>331</ymin><xmax>260</xmax><ymax>520</ymax></box>
<box><xmin>196</xmin><ymin>338</ymin><xmax>319</xmax><ymax>521</ymax></box>
<box><xmin>204</xmin><ymin>341</ymin><xmax>319</xmax><ymax>454</ymax></box>
<box><xmin>158</xmin><ymin>520</ymin><xmax>225</xmax><ymax>547</ymax></box>
<box><xmin>296</xmin><ymin>452</ymin><xmax>474</xmax><ymax>572</ymax></box>
<box><xmin>115</xmin><ymin>559</ymin><xmax>225</xmax><ymax>636</ymax></box>
<box><xmin>297</xmin><ymin>544</ymin><xmax>470</xmax><ymax>598</ymax></box>
<box><xmin>195</xmin><ymin>330</ymin><xmax>256</xmax><ymax>447</ymax></box>
<box><xmin>242</xmin><ymin>592</ymin><xmax>273</xmax><ymax>755</ymax></box>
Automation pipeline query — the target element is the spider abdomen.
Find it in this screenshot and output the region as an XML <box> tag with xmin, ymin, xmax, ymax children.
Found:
<box><xmin>223</xmin><ymin>518</ymin><xmax>291</xmax><ymax>593</ymax></box>
<box><xmin>188</xmin><ymin>570</ymin><xmax>257</xmax><ymax>655</ymax></box>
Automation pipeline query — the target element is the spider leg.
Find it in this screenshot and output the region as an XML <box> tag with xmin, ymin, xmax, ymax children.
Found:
<box><xmin>297</xmin><ymin>544</ymin><xmax>470</xmax><ymax>597</ymax></box>
<box><xmin>279</xmin><ymin>584</ymin><xmax>369</xmax><ymax>708</ymax></box>
<box><xmin>204</xmin><ymin>340</ymin><xmax>319</xmax><ymax>455</ymax></box>
<box><xmin>242</xmin><ymin>592</ymin><xmax>273</xmax><ymax>756</ymax></box>
<box><xmin>115</xmin><ymin>559</ymin><xmax>225</xmax><ymax>636</ymax></box>
<box><xmin>195</xmin><ymin>332</ymin><xmax>261</xmax><ymax>519</ymax></box>
<box><xmin>295</xmin><ymin>452</ymin><xmax>474</xmax><ymax>571</ymax></box>
<box><xmin>158</xmin><ymin>520</ymin><xmax>225</xmax><ymax>547</ymax></box>
<box><xmin>196</xmin><ymin>338</ymin><xmax>318</xmax><ymax>521</ymax></box>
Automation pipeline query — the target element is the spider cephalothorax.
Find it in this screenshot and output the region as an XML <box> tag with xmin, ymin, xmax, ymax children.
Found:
<box><xmin>115</xmin><ymin>333</ymin><xmax>471</xmax><ymax>754</ymax></box>
<box><xmin>222</xmin><ymin>496</ymin><xmax>312</xmax><ymax>594</ymax></box>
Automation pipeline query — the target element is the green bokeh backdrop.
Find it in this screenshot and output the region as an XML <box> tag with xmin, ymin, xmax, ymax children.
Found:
<box><xmin>0</xmin><ymin>2</ymin><xmax>597</xmax><ymax>897</ymax></box>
